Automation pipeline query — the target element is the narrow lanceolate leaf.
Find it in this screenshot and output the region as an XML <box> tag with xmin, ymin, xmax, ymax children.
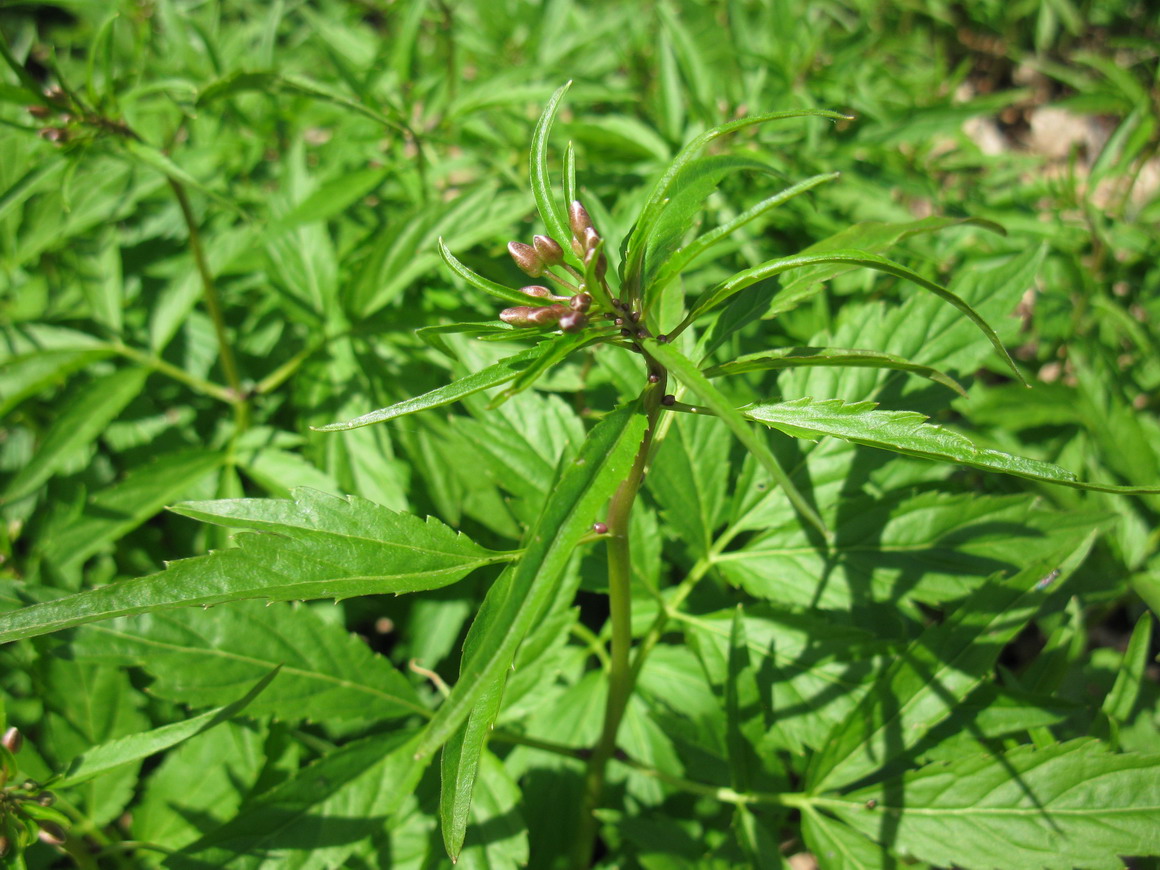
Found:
<box><xmin>649</xmin><ymin>172</ymin><xmax>842</xmax><ymax>300</ymax></box>
<box><xmin>622</xmin><ymin>109</ymin><xmax>851</xmax><ymax>295</ymax></box>
<box><xmin>820</xmin><ymin>739</ymin><xmax>1160</xmax><ymax>870</ymax></box>
<box><xmin>0</xmin><ymin>489</ymin><xmax>513</xmax><ymax>644</ymax></box>
<box><xmin>530</xmin><ymin>81</ymin><xmax>575</xmax><ymax>262</ymax></box>
<box><xmin>491</xmin><ymin>330</ymin><xmax>607</xmax><ymax>407</ymax></box>
<box><xmin>807</xmin><ymin>535</ymin><xmax>1096</xmax><ymax>794</ymax></box>
<box><xmin>313</xmin><ymin>342</ymin><xmax>556</xmax><ymax>431</ymax></box>
<box><xmin>2</xmin><ymin>366</ymin><xmax>149</xmax><ymax>504</ymax></box>
<box><xmin>438</xmin><ymin>238</ymin><xmax>553</xmax><ymax>307</ymax></box>
<box><xmin>704</xmin><ymin>346</ymin><xmax>966</xmax><ymax>396</ymax></box>
<box><xmin>644</xmin><ymin>339</ymin><xmax>829</xmax><ymax>540</ymax></box>
<box><xmin>415</xmin><ymin>402</ymin><xmax>649</xmax><ymax>759</ymax></box>
<box><xmin>676</xmin><ymin>249</ymin><xmax>1026</xmax><ymax>385</ymax></box>
<box><xmin>165</xmin><ymin>730</ymin><xmax>427</xmax><ymax>870</ymax></box>
<box><xmin>1100</xmin><ymin>613</ymin><xmax>1153</xmax><ymax>731</ymax></box>
<box><xmin>742</xmin><ymin>397</ymin><xmax>1160</xmax><ymax>494</ymax></box>
<box><xmin>440</xmin><ymin>675</ymin><xmax>507</xmax><ymax>862</ymax></box>
<box><xmin>59</xmin><ymin>668</ymin><xmax>279</xmax><ymax>787</ymax></box>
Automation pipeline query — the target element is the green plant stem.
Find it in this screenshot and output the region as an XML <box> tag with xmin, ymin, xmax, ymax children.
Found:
<box><xmin>573</xmin><ymin>371</ymin><xmax>667</xmax><ymax>869</ymax></box>
<box><xmin>109</xmin><ymin>342</ymin><xmax>235</xmax><ymax>404</ymax></box>
<box><xmin>168</xmin><ymin>178</ymin><xmax>249</xmax><ymax>432</ymax></box>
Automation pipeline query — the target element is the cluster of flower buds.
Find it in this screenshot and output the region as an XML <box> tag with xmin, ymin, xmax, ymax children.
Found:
<box><xmin>1</xmin><ymin>726</ymin><xmax>68</xmax><ymax>858</ymax></box>
<box><xmin>500</xmin><ymin>286</ymin><xmax>591</xmax><ymax>332</ymax></box>
<box><xmin>27</xmin><ymin>86</ymin><xmax>72</xmax><ymax>145</ymax></box>
<box><xmin>507</xmin><ymin>235</ymin><xmax>567</xmax><ymax>278</ymax></box>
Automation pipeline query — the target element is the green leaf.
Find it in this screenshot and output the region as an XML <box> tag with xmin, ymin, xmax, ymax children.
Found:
<box><xmin>415</xmin><ymin>401</ymin><xmax>649</xmax><ymax>758</ymax></box>
<box><xmin>648</xmin><ymin>171</ymin><xmax>842</xmax><ymax>302</ymax></box>
<box><xmin>2</xmin><ymin>366</ymin><xmax>149</xmax><ymax>504</ymax></box>
<box><xmin>438</xmin><ymin>238</ymin><xmax>554</xmax><ymax>308</ymax></box>
<box><xmin>677</xmin><ymin>249</ymin><xmax>1026</xmax><ymax>385</ymax></box>
<box><xmin>802</xmin><ymin>805</ymin><xmax>892</xmax><ymax>870</ymax></box>
<box><xmin>71</xmin><ymin>600</ymin><xmax>426</xmax><ymax>721</ymax></box>
<box><xmin>741</xmin><ymin>397</ymin><xmax>1160</xmax><ymax>494</ymax></box>
<box><xmin>643</xmin><ymin>338</ymin><xmax>829</xmax><ymax>539</ymax></box>
<box><xmin>58</xmin><ymin>668</ymin><xmax>278</xmax><ymax>787</ymax></box>
<box><xmin>821</xmin><ymin>739</ymin><xmax>1160</xmax><ymax>870</ymax></box>
<box><xmin>119</xmin><ymin>139</ymin><xmax>245</xmax><ymax>217</ymax></box>
<box><xmin>164</xmin><ymin>730</ymin><xmax>427</xmax><ymax>870</ymax></box>
<box><xmin>705</xmin><ymin>346</ymin><xmax>966</xmax><ymax>397</ymax></box>
<box><xmin>196</xmin><ymin>70</ymin><xmax>405</xmax><ymax>133</ymax></box>
<box><xmin>440</xmin><ymin>675</ymin><xmax>506</xmax><ymax>862</ymax></box>
<box><xmin>0</xmin><ymin>489</ymin><xmax>512</xmax><ymax>644</ymax></box>
<box><xmin>313</xmin><ymin>342</ymin><xmax>557</xmax><ymax>431</ymax></box>
<box><xmin>491</xmin><ymin>330</ymin><xmax>605</xmax><ymax>407</ymax></box>
<box><xmin>622</xmin><ymin>108</ymin><xmax>850</xmax><ymax>296</ymax></box>
<box><xmin>807</xmin><ymin>534</ymin><xmax>1097</xmax><ymax>793</ymax></box>
<box><xmin>529</xmin><ymin>81</ymin><xmax>574</xmax><ymax>259</ymax></box>
<box><xmin>718</xmin><ymin>491</ymin><xmax>1112</xmax><ymax>611</ymax></box>
<box><xmin>39</xmin><ymin>449</ymin><xmax>223</xmax><ymax>571</ymax></box>
<box><xmin>1100</xmin><ymin>613</ymin><xmax>1154</xmax><ymax>733</ymax></box>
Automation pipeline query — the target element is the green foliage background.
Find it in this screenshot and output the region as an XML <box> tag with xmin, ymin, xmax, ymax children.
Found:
<box><xmin>1</xmin><ymin>0</ymin><xmax>1158</xmax><ymax>868</ymax></box>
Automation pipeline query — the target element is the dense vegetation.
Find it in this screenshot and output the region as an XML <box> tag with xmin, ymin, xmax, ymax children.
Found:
<box><xmin>2</xmin><ymin>1</ymin><xmax>1159</xmax><ymax>868</ymax></box>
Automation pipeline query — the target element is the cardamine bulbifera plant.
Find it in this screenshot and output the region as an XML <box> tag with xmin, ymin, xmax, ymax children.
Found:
<box><xmin>2</xmin><ymin>81</ymin><xmax>1158</xmax><ymax>870</ymax></box>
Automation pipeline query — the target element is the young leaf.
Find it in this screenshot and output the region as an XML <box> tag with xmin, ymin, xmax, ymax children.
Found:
<box><xmin>822</xmin><ymin>739</ymin><xmax>1160</xmax><ymax>870</ymax></box>
<box><xmin>648</xmin><ymin>171</ymin><xmax>842</xmax><ymax>303</ymax></box>
<box><xmin>2</xmin><ymin>366</ymin><xmax>149</xmax><ymax>504</ymax></box>
<box><xmin>807</xmin><ymin>534</ymin><xmax>1097</xmax><ymax>794</ymax></box>
<box><xmin>705</xmin><ymin>346</ymin><xmax>967</xmax><ymax>397</ymax></box>
<box><xmin>530</xmin><ymin>81</ymin><xmax>575</xmax><ymax>260</ymax></box>
<box><xmin>741</xmin><ymin>397</ymin><xmax>1160</xmax><ymax>494</ymax></box>
<box><xmin>58</xmin><ymin>668</ymin><xmax>279</xmax><ymax>787</ymax></box>
<box><xmin>313</xmin><ymin>342</ymin><xmax>557</xmax><ymax>431</ymax></box>
<box><xmin>622</xmin><ymin>108</ymin><xmax>851</xmax><ymax>295</ymax></box>
<box><xmin>414</xmin><ymin>401</ymin><xmax>649</xmax><ymax>759</ymax></box>
<box><xmin>0</xmin><ymin>489</ymin><xmax>513</xmax><ymax>644</ymax></box>
<box><xmin>438</xmin><ymin>238</ymin><xmax>554</xmax><ymax>307</ymax></box>
<box><xmin>1099</xmin><ymin>613</ymin><xmax>1154</xmax><ymax>743</ymax></box>
<box><xmin>675</xmin><ymin>249</ymin><xmax>1026</xmax><ymax>385</ymax></box>
<box><xmin>643</xmin><ymin>338</ymin><xmax>829</xmax><ymax>539</ymax></box>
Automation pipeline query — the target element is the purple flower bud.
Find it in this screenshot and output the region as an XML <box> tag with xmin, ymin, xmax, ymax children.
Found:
<box><xmin>569</xmin><ymin>201</ymin><xmax>594</xmax><ymax>239</ymax></box>
<box><xmin>558</xmin><ymin>311</ymin><xmax>588</xmax><ymax>332</ymax></box>
<box><xmin>570</xmin><ymin>293</ymin><xmax>592</xmax><ymax>312</ymax></box>
<box><xmin>592</xmin><ymin>522</ymin><xmax>608</xmax><ymax>534</ymax></box>
<box><xmin>647</xmin><ymin>373</ymin><xmax>660</xmax><ymax>384</ymax></box>
<box><xmin>508</xmin><ymin>241</ymin><xmax>545</xmax><ymax>277</ymax></box>
<box><xmin>2</xmin><ymin>727</ymin><xmax>21</xmax><ymax>755</ymax></box>
<box><xmin>520</xmin><ymin>285</ymin><xmax>552</xmax><ymax>297</ymax></box>
<box><xmin>532</xmin><ymin>235</ymin><xmax>565</xmax><ymax>266</ymax></box>
<box><xmin>38</xmin><ymin>822</ymin><xmax>66</xmax><ymax>846</ymax></box>
<box><xmin>500</xmin><ymin>305</ymin><xmax>567</xmax><ymax>327</ymax></box>
<box><xmin>571</xmin><ymin>237</ymin><xmax>585</xmax><ymax>258</ymax></box>
<box><xmin>582</xmin><ymin>226</ymin><xmax>600</xmax><ymax>254</ymax></box>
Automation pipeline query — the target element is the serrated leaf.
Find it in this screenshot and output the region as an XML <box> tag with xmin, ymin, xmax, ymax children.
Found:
<box><xmin>530</xmin><ymin>81</ymin><xmax>575</xmax><ymax>260</ymax></box>
<box><xmin>821</xmin><ymin>739</ymin><xmax>1160</xmax><ymax>870</ymax></box>
<box><xmin>313</xmin><ymin>342</ymin><xmax>557</xmax><ymax>431</ymax></box>
<box><xmin>677</xmin><ymin>249</ymin><xmax>1026</xmax><ymax>384</ymax></box>
<box><xmin>807</xmin><ymin>534</ymin><xmax>1096</xmax><ymax>793</ymax></box>
<box><xmin>70</xmin><ymin>600</ymin><xmax>426</xmax><ymax>721</ymax></box>
<box><xmin>58</xmin><ymin>668</ymin><xmax>278</xmax><ymax>787</ymax></box>
<box><xmin>802</xmin><ymin>805</ymin><xmax>892</xmax><ymax>870</ymax></box>
<box><xmin>742</xmin><ymin>397</ymin><xmax>1160</xmax><ymax>494</ymax></box>
<box><xmin>164</xmin><ymin>730</ymin><xmax>427</xmax><ymax>870</ymax></box>
<box><xmin>644</xmin><ymin>338</ymin><xmax>829</xmax><ymax>539</ymax></box>
<box><xmin>718</xmin><ymin>491</ymin><xmax>1111</xmax><ymax>610</ymax></box>
<box><xmin>2</xmin><ymin>366</ymin><xmax>149</xmax><ymax>504</ymax></box>
<box><xmin>706</xmin><ymin>346</ymin><xmax>966</xmax><ymax>396</ymax></box>
<box><xmin>0</xmin><ymin>489</ymin><xmax>512</xmax><ymax>644</ymax></box>
<box><xmin>415</xmin><ymin>401</ymin><xmax>648</xmax><ymax>758</ymax></box>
